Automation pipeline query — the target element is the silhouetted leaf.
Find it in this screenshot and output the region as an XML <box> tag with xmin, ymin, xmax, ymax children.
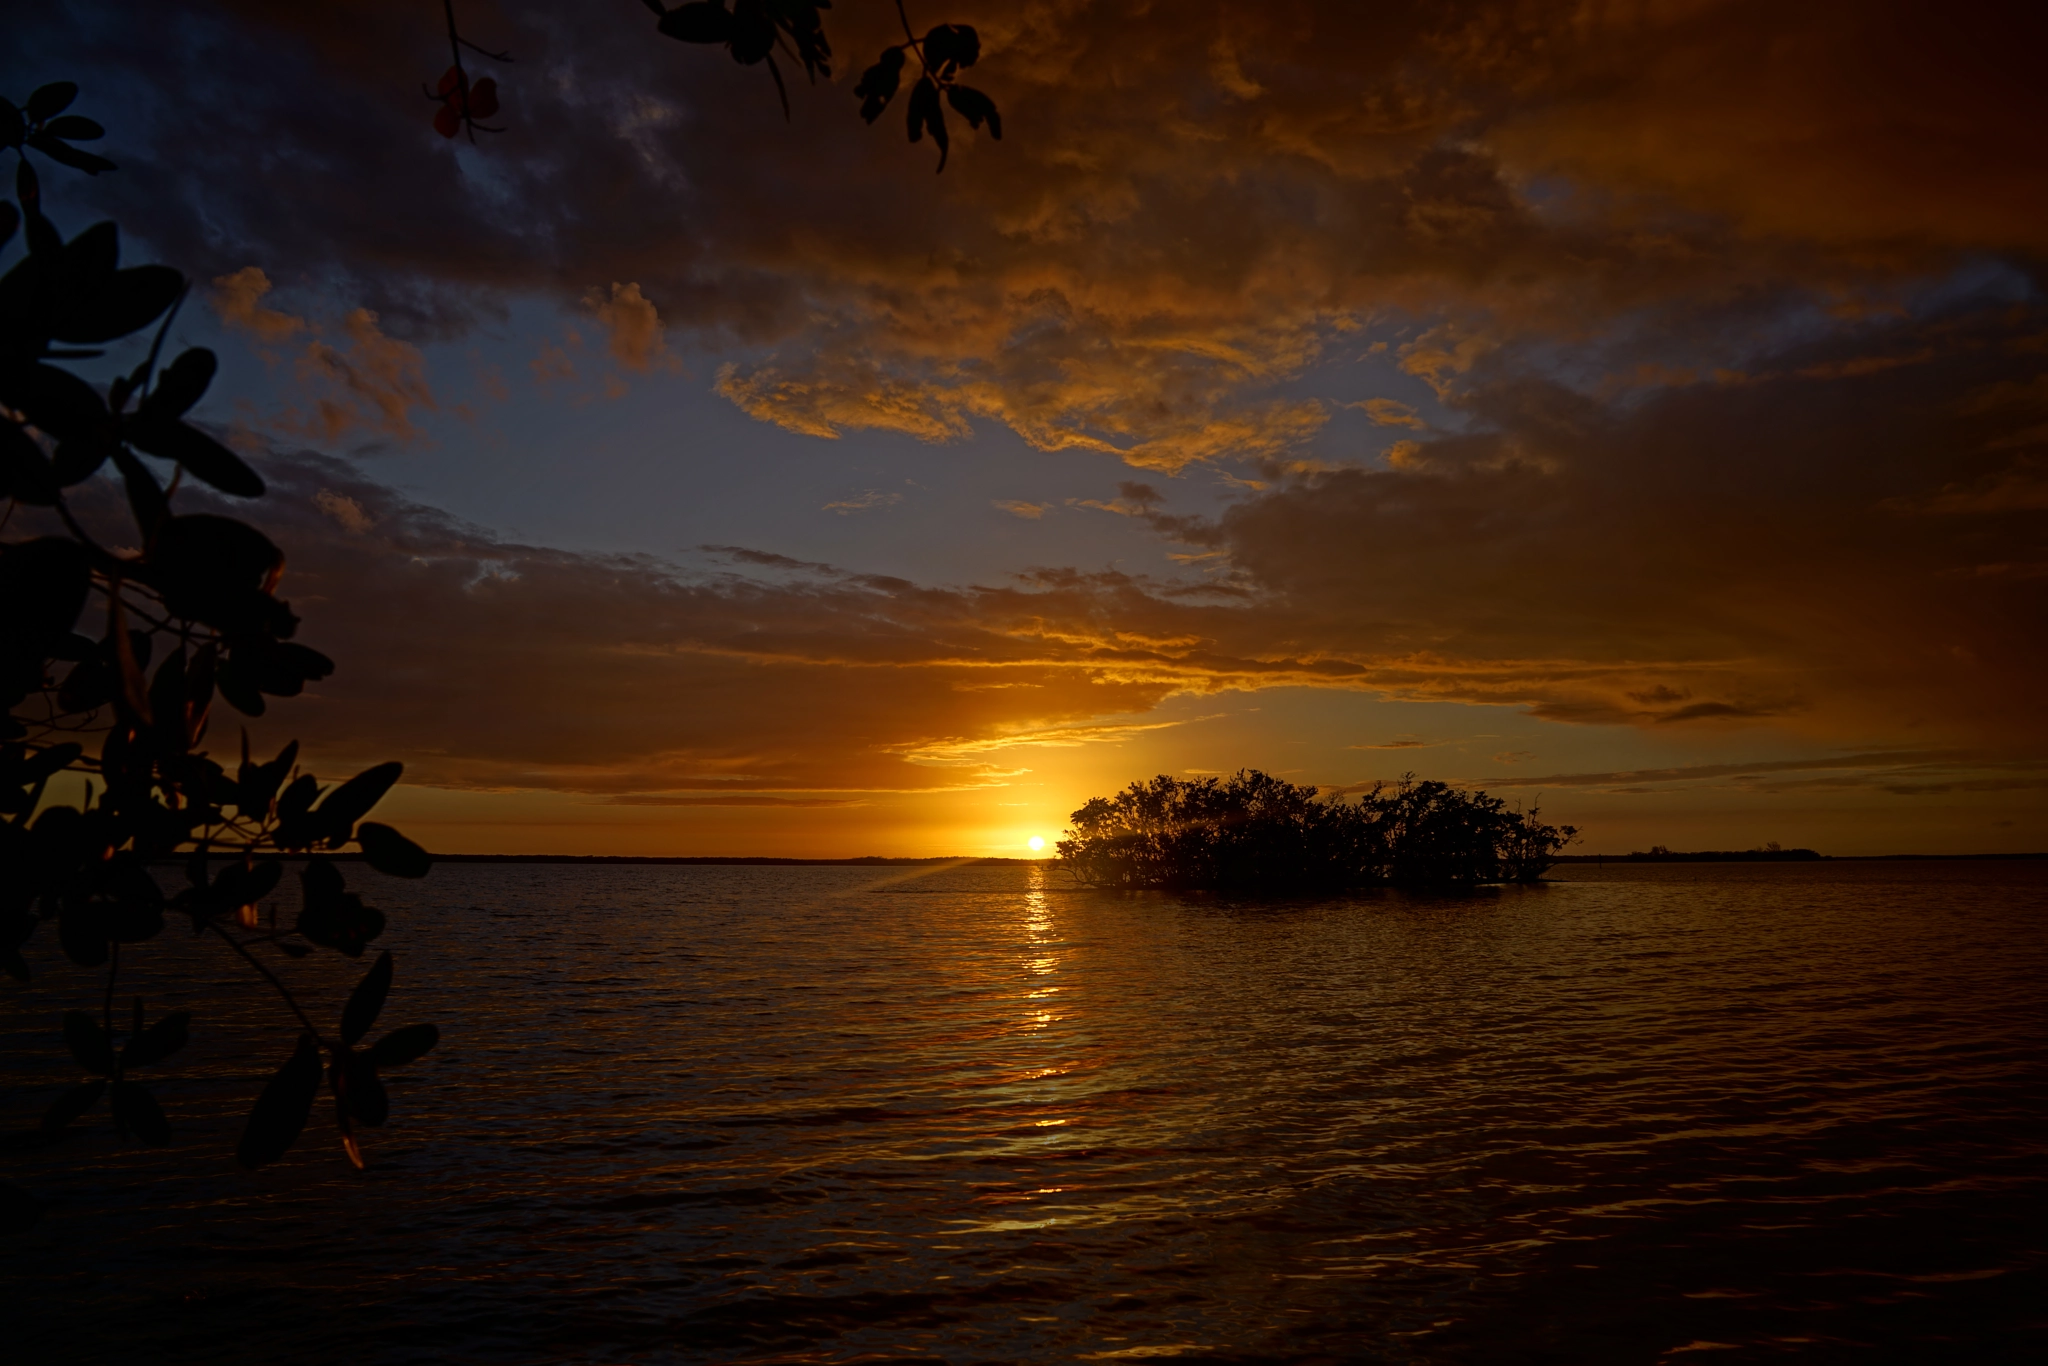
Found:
<box><xmin>147</xmin><ymin>513</ymin><xmax>287</xmax><ymax>633</ymax></box>
<box><xmin>209</xmin><ymin>859</ymin><xmax>284</xmax><ymax>925</ymax></box>
<box><xmin>57</xmin><ymin>903</ymin><xmax>107</xmax><ymax>967</ymax></box>
<box><xmin>125</xmin><ymin>418</ymin><xmax>263</xmax><ymax>497</ymax></box>
<box><xmin>61</xmin><ymin>220</ymin><xmax>117</xmax><ymax>296</ymax></box>
<box><xmin>62</xmin><ymin>1010</ymin><xmax>114</xmax><ymax>1075</ymax></box>
<box><xmin>302</xmin><ymin>854</ymin><xmax>344</xmax><ymax>898</ymax></box>
<box><xmin>111</xmin><ymin>446</ymin><xmax>167</xmax><ymax>537</ymax></box>
<box><xmin>315</xmin><ymin>761</ymin><xmax>404</xmax><ymax>843</ymax></box>
<box><xmin>15</xmin><ymin>158</ymin><xmax>46</xmax><ymax>231</ymax></box>
<box><xmin>121</xmin><ymin>1009</ymin><xmax>191</xmax><ymax>1068</ymax></box>
<box><xmin>215</xmin><ymin>660</ymin><xmax>264</xmax><ymax>717</ymax></box>
<box><xmin>50</xmin><ymin>433</ymin><xmax>111</xmax><ymax>486</ymax></box>
<box><xmin>0</xmin><ymin>202</ymin><xmax>15</xmax><ymax>250</ymax></box>
<box><xmin>0</xmin><ymin>363</ymin><xmax>106</xmax><ymax>442</ymax></box>
<box><xmin>729</xmin><ymin>3</ymin><xmax>776</xmax><ymax>64</ymax></box>
<box><xmin>42</xmin><ymin>115</ymin><xmax>103</xmax><ymax>141</ymax></box>
<box><xmin>24</xmin><ymin>83</ymin><xmax>77</xmax><ymax>122</ymax></box>
<box><xmin>0</xmin><ymin>98</ymin><xmax>22</xmax><ymax>149</ymax></box>
<box><xmin>0</xmin><ymin>420</ymin><xmax>57</xmax><ymax>504</ymax></box>
<box><xmin>297</xmin><ymin>857</ymin><xmax>386</xmax><ymax>956</ymax></box>
<box><xmin>142</xmin><ymin>347</ymin><xmax>215</xmax><ymax>419</ymax></box>
<box><xmin>26</xmin><ymin>133</ymin><xmax>115</xmax><ymax>175</ymax></box>
<box><xmin>945</xmin><ymin>85</ymin><xmax>1001</xmax><ymax>139</ymax></box>
<box><xmin>339</xmin><ymin>1053</ymin><xmax>390</xmax><ymax>1127</ymax></box>
<box><xmin>357</xmin><ymin>822</ymin><xmax>432</xmax><ymax>878</ymax></box>
<box><xmin>238</xmin><ymin>739</ymin><xmax>297</xmax><ymax>816</ymax></box>
<box><xmin>239</xmin><ymin>640</ymin><xmax>333</xmax><ymax>697</ymax></box>
<box><xmin>275</xmin><ymin>772</ymin><xmax>320</xmax><ymax>829</ymax></box>
<box><xmin>41</xmin><ymin>1078</ymin><xmax>104</xmax><ymax>1131</ymax></box>
<box><xmin>54</xmin><ymin>264</ymin><xmax>181</xmax><ymax>343</ymax></box>
<box><xmin>855</xmin><ymin>48</ymin><xmax>905</xmax><ymax>123</ymax></box>
<box><xmin>907</xmin><ymin>75</ymin><xmax>948</xmax><ymax>170</ymax></box>
<box><xmin>341</xmin><ymin>951</ymin><xmax>392</xmax><ymax>1047</ymax></box>
<box><xmin>237</xmin><ymin>1032</ymin><xmax>321</xmax><ymax>1170</ymax></box>
<box><xmin>0</xmin><ymin>539</ymin><xmax>89</xmax><ymax>694</ymax></box>
<box><xmin>366</xmin><ymin>1023</ymin><xmax>438</xmax><ymax>1069</ymax></box>
<box><xmin>659</xmin><ymin>2</ymin><xmax>733</xmax><ymax>43</ymax></box>
<box><xmin>21</xmin><ymin>742</ymin><xmax>81</xmax><ymax>781</ymax></box>
<box><xmin>922</xmin><ymin>24</ymin><xmax>980</xmax><ymax>73</ymax></box>
<box><xmin>112</xmin><ymin>1081</ymin><xmax>170</xmax><ymax>1145</ymax></box>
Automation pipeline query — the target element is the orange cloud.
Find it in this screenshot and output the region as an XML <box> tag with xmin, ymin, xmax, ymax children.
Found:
<box><xmin>211</xmin><ymin>266</ymin><xmax>306</xmax><ymax>344</ymax></box>
<box><xmin>584</xmin><ymin>281</ymin><xmax>674</xmax><ymax>374</ymax></box>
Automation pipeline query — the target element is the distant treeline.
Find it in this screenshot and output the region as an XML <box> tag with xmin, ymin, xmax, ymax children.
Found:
<box><xmin>1056</xmin><ymin>771</ymin><xmax>1576</xmax><ymax>892</ymax></box>
<box><xmin>1556</xmin><ymin>846</ymin><xmax>1823</xmax><ymax>863</ymax></box>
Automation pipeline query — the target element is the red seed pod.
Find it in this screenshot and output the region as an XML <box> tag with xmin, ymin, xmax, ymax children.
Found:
<box><xmin>467</xmin><ymin>78</ymin><xmax>499</xmax><ymax>120</ymax></box>
<box><xmin>436</xmin><ymin>65</ymin><xmax>463</xmax><ymax>98</ymax></box>
<box><xmin>433</xmin><ymin>102</ymin><xmax>462</xmax><ymax>138</ymax></box>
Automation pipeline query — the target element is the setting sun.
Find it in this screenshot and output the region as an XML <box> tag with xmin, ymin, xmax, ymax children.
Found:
<box><xmin>1028</xmin><ymin>837</ymin><xmax>1046</xmax><ymax>852</ymax></box>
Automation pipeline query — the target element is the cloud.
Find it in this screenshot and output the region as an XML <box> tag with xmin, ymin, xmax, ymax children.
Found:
<box><xmin>1477</xmin><ymin>751</ymin><xmax>2048</xmax><ymax>799</ymax></box>
<box><xmin>38</xmin><ymin>452</ymin><xmax>1331</xmax><ymax>798</ymax></box>
<box><xmin>1356</xmin><ymin>398</ymin><xmax>1427</xmax><ymax>429</ymax></box>
<box><xmin>603</xmin><ymin>794</ymin><xmax>862</xmax><ymax>807</ymax></box>
<box><xmin>821</xmin><ymin>490</ymin><xmax>903</xmax><ymax>515</ymax></box>
<box><xmin>1190</xmin><ymin>299</ymin><xmax>2048</xmax><ymax>750</ymax></box>
<box><xmin>208</xmin><ymin>263</ymin><xmax>438</xmax><ymax>443</ymax></box>
<box><xmin>211</xmin><ymin>267</ymin><xmax>306</xmax><ymax>344</ymax></box>
<box><xmin>69</xmin><ymin>1</ymin><xmax>2043</xmax><ymax>477</ymax></box>
<box><xmin>993</xmin><ymin>499</ymin><xmax>1051</xmax><ymax>519</ymax></box>
<box><xmin>584</xmin><ymin>281</ymin><xmax>673</xmax><ymax>373</ymax></box>
<box><xmin>291</xmin><ymin>308</ymin><xmax>436</xmax><ymax>442</ymax></box>
<box><xmin>314</xmin><ymin>488</ymin><xmax>373</xmax><ymax>533</ymax></box>
<box><xmin>531</xmin><ymin>338</ymin><xmax>579</xmax><ymax>388</ymax></box>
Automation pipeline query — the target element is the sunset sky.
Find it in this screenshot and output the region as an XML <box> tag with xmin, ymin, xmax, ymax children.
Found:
<box><xmin>12</xmin><ymin>1</ymin><xmax>2046</xmax><ymax>856</ymax></box>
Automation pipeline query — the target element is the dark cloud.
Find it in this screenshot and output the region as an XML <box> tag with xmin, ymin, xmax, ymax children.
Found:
<box><xmin>22</xmin><ymin>2</ymin><xmax>2043</xmax><ymax>467</ymax></box>
<box><xmin>1202</xmin><ymin>295</ymin><xmax>2048</xmax><ymax>749</ymax></box>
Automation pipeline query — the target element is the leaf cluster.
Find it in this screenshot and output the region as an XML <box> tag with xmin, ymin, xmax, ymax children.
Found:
<box><xmin>1056</xmin><ymin>770</ymin><xmax>1579</xmax><ymax>893</ymax></box>
<box><xmin>1</xmin><ymin>86</ymin><xmax>441</xmax><ymax>1200</ymax></box>
<box><xmin>643</xmin><ymin>1</ymin><xmax>1000</xmax><ymax>169</ymax></box>
<box><xmin>853</xmin><ymin>18</ymin><xmax>999</xmax><ymax>171</ymax></box>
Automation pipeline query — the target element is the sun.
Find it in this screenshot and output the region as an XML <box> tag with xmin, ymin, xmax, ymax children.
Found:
<box><xmin>1027</xmin><ymin>836</ymin><xmax>1046</xmax><ymax>852</ymax></box>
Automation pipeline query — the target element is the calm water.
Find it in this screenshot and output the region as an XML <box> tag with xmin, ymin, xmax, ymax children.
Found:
<box><xmin>2</xmin><ymin>860</ymin><xmax>2045</xmax><ymax>1363</ymax></box>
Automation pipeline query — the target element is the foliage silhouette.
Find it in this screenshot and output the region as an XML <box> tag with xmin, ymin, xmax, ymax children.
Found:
<box><xmin>431</xmin><ymin>0</ymin><xmax>1002</xmax><ymax>170</ymax></box>
<box><xmin>1056</xmin><ymin>771</ymin><xmax>1577</xmax><ymax>892</ymax></box>
<box><xmin>0</xmin><ymin>84</ymin><xmax>438</xmax><ymax>1212</ymax></box>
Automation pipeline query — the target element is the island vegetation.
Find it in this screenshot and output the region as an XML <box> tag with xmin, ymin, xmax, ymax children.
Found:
<box><xmin>1055</xmin><ymin>771</ymin><xmax>1577</xmax><ymax>892</ymax></box>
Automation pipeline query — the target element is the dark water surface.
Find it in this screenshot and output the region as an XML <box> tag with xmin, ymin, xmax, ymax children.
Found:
<box><xmin>3</xmin><ymin>860</ymin><xmax>2045</xmax><ymax>1363</ymax></box>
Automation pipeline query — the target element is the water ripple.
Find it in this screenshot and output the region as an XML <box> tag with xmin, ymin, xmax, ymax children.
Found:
<box><xmin>3</xmin><ymin>859</ymin><xmax>2045</xmax><ymax>1363</ymax></box>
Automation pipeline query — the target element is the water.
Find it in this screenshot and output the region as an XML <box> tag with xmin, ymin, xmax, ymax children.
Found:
<box><xmin>3</xmin><ymin>860</ymin><xmax>2044</xmax><ymax>1363</ymax></box>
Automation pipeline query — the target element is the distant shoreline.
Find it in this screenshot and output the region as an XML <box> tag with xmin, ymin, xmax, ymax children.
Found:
<box><xmin>228</xmin><ymin>851</ymin><xmax>2047</xmax><ymax>865</ymax></box>
<box><xmin>403</xmin><ymin>854</ymin><xmax>1044</xmax><ymax>866</ymax></box>
<box><xmin>1553</xmin><ymin>851</ymin><xmax>2048</xmax><ymax>863</ymax></box>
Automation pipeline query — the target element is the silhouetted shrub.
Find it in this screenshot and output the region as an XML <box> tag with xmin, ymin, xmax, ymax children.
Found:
<box><xmin>0</xmin><ymin>84</ymin><xmax>437</xmax><ymax>1199</ymax></box>
<box><xmin>1056</xmin><ymin>771</ymin><xmax>1576</xmax><ymax>892</ymax></box>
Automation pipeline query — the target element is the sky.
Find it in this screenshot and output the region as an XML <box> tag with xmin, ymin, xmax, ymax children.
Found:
<box><xmin>10</xmin><ymin>1</ymin><xmax>2048</xmax><ymax>856</ymax></box>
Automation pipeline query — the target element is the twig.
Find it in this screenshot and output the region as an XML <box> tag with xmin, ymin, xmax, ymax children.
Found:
<box><xmin>894</xmin><ymin>0</ymin><xmax>929</xmax><ymax>74</ymax></box>
<box><xmin>102</xmin><ymin>940</ymin><xmax>119</xmax><ymax>1039</ymax></box>
<box><xmin>209</xmin><ymin>923</ymin><xmax>320</xmax><ymax>1039</ymax></box>
<box><xmin>134</xmin><ymin>283</ymin><xmax>189</xmax><ymax>405</ymax></box>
